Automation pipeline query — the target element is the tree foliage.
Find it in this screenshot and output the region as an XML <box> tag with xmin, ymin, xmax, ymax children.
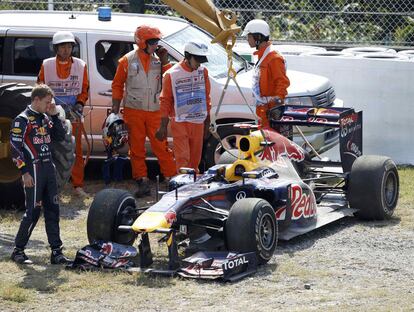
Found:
<box><xmin>264</xmin><ymin>0</ymin><xmax>414</xmax><ymax>45</ymax></box>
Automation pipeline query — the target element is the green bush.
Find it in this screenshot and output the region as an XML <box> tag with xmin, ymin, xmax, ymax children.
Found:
<box><xmin>395</xmin><ymin>23</ymin><xmax>414</xmax><ymax>45</ymax></box>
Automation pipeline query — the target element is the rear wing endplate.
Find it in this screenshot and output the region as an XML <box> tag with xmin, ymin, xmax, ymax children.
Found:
<box><xmin>269</xmin><ymin>105</ymin><xmax>363</xmax><ymax>172</ymax></box>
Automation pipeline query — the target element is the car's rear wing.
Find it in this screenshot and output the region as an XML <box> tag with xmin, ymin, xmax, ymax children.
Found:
<box><xmin>269</xmin><ymin>105</ymin><xmax>363</xmax><ymax>172</ymax></box>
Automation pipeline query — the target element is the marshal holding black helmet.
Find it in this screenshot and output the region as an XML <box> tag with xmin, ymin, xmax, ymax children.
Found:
<box><xmin>111</xmin><ymin>24</ymin><xmax>177</xmax><ymax>198</ymax></box>
<box><xmin>102</xmin><ymin>113</ymin><xmax>129</xmax><ymax>184</ymax></box>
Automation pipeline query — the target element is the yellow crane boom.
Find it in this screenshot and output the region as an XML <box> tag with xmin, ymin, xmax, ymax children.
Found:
<box><xmin>160</xmin><ymin>0</ymin><xmax>241</xmax><ymax>48</ymax></box>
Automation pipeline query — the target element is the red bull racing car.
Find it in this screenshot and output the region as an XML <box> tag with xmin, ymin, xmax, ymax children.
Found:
<box><xmin>86</xmin><ymin>105</ymin><xmax>399</xmax><ymax>281</ymax></box>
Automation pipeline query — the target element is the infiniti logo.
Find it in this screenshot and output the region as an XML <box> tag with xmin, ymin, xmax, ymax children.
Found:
<box><xmin>235</xmin><ymin>191</ymin><xmax>246</xmax><ymax>201</ymax></box>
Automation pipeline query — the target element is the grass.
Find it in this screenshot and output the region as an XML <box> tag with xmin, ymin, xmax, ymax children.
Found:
<box><xmin>0</xmin><ymin>285</ymin><xmax>31</xmax><ymax>303</ymax></box>
<box><xmin>395</xmin><ymin>167</ymin><xmax>414</xmax><ymax>228</ymax></box>
<box><xmin>276</xmin><ymin>256</ymin><xmax>335</xmax><ymax>279</ymax></box>
<box><xmin>0</xmin><ymin>168</ymin><xmax>413</xmax><ymax>310</ymax></box>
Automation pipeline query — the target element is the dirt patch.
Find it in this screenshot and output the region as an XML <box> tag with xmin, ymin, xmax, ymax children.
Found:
<box><xmin>1</xmin><ymin>169</ymin><xmax>414</xmax><ymax>311</ymax></box>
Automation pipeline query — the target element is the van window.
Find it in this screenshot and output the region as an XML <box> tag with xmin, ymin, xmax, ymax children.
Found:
<box><xmin>0</xmin><ymin>37</ymin><xmax>3</xmax><ymax>74</ymax></box>
<box><xmin>165</xmin><ymin>26</ymin><xmax>245</xmax><ymax>79</ymax></box>
<box><xmin>13</xmin><ymin>37</ymin><xmax>80</xmax><ymax>76</ymax></box>
<box><xmin>95</xmin><ymin>41</ymin><xmax>134</xmax><ymax>80</ymax></box>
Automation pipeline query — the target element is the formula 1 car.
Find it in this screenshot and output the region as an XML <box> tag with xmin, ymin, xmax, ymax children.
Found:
<box><xmin>86</xmin><ymin>105</ymin><xmax>399</xmax><ymax>281</ymax></box>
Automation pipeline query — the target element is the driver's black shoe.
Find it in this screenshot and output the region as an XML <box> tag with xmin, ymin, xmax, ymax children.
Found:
<box><xmin>135</xmin><ymin>178</ymin><xmax>151</xmax><ymax>198</ymax></box>
<box><xmin>51</xmin><ymin>248</ymin><xmax>72</xmax><ymax>265</ymax></box>
<box><xmin>11</xmin><ymin>248</ymin><xmax>33</xmax><ymax>264</ymax></box>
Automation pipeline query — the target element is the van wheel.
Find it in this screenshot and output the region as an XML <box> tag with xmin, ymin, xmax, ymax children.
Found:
<box><xmin>201</xmin><ymin>125</ymin><xmax>246</xmax><ymax>170</ymax></box>
<box><xmin>0</xmin><ymin>83</ymin><xmax>74</xmax><ymax>209</ymax></box>
<box><xmin>0</xmin><ymin>84</ymin><xmax>32</xmax><ymax>209</ymax></box>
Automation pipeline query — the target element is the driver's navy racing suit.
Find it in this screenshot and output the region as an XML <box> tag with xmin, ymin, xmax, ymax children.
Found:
<box><xmin>10</xmin><ymin>105</ymin><xmax>65</xmax><ymax>250</ymax></box>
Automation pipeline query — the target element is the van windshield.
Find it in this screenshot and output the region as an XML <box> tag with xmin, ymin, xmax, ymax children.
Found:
<box><xmin>164</xmin><ymin>26</ymin><xmax>246</xmax><ymax>79</ymax></box>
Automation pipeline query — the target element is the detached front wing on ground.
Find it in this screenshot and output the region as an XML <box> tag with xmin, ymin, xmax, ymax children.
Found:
<box><xmin>68</xmin><ymin>241</ymin><xmax>257</xmax><ymax>282</ymax></box>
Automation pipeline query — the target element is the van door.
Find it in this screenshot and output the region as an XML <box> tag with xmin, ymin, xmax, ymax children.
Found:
<box><xmin>0</xmin><ymin>28</ymin><xmax>6</xmax><ymax>83</ymax></box>
<box><xmin>86</xmin><ymin>32</ymin><xmax>135</xmax><ymax>157</ymax></box>
<box><xmin>3</xmin><ymin>29</ymin><xmax>86</xmax><ymax>84</ymax></box>
<box><xmin>3</xmin><ymin>29</ymin><xmax>92</xmax><ymax>150</ymax></box>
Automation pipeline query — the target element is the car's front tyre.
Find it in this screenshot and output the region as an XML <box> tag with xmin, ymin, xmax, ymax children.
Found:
<box><xmin>87</xmin><ymin>188</ymin><xmax>139</xmax><ymax>245</ymax></box>
<box><xmin>225</xmin><ymin>198</ymin><xmax>278</xmax><ymax>264</ymax></box>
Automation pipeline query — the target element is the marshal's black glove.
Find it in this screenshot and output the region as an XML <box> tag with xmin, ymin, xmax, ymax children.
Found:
<box><xmin>70</xmin><ymin>102</ymin><xmax>84</xmax><ymax>121</ymax></box>
<box><xmin>74</xmin><ymin>102</ymin><xmax>84</xmax><ymax>115</ymax></box>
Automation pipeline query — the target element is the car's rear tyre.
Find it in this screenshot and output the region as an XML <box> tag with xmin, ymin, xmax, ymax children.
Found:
<box><xmin>0</xmin><ymin>83</ymin><xmax>74</xmax><ymax>209</ymax></box>
<box><xmin>87</xmin><ymin>188</ymin><xmax>139</xmax><ymax>245</ymax></box>
<box><xmin>217</xmin><ymin>149</ymin><xmax>241</xmax><ymax>164</ymax></box>
<box><xmin>348</xmin><ymin>155</ymin><xmax>399</xmax><ymax>220</ymax></box>
<box><xmin>225</xmin><ymin>198</ymin><xmax>278</xmax><ymax>264</ymax></box>
<box><xmin>201</xmin><ymin>125</ymin><xmax>247</xmax><ymax>170</ymax></box>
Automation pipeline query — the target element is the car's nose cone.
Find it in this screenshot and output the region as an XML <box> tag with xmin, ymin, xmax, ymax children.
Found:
<box><xmin>132</xmin><ymin>211</ymin><xmax>171</xmax><ymax>232</ymax></box>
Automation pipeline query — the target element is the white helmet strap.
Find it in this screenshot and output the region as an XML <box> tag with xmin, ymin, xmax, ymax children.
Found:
<box><xmin>251</xmin><ymin>33</ymin><xmax>268</xmax><ymax>49</ymax></box>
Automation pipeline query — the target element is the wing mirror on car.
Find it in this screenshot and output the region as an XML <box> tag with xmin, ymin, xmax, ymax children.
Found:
<box><xmin>179</xmin><ymin>167</ymin><xmax>197</xmax><ymax>182</ymax></box>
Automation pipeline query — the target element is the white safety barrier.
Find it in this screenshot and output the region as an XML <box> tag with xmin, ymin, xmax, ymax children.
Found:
<box><xmin>356</xmin><ymin>52</ymin><xmax>410</xmax><ymax>61</ymax></box>
<box><xmin>300</xmin><ymin>51</ymin><xmax>354</xmax><ymax>58</ymax></box>
<box><xmin>233</xmin><ymin>43</ymin><xmax>327</xmax><ymax>61</ymax></box>
<box><xmin>274</xmin><ymin>44</ymin><xmax>326</xmax><ymax>56</ymax></box>
<box><xmin>342</xmin><ymin>46</ymin><xmax>397</xmax><ymax>55</ymax></box>
<box><xmin>285</xmin><ymin>54</ymin><xmax>414</xmax><ymax>164</ymax></box>
<box><xmin>398</xmin><ymin>50</ymin><xmax>414</xmax><ymax>59</ymax></box>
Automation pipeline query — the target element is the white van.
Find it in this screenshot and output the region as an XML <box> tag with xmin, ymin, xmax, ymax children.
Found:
<box><xmin>0</xmin><ymin>10</ymin><xmax>342</xmax><ymax>168</ymax></box>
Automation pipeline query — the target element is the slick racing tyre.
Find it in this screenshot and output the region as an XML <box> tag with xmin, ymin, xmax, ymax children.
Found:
<box><xmin>87</xmin><ymin>189</ymin><xmax>139</xmax><ymax>245</ymax></box>
<box><xmin>348</xmin><ymin>155</ymin><xmax>399</xmax><ymax>220</ymax></box>
<box><xmin>202</xmin><ymin>125</ymin><xmax>247</xmax><ymax>171</ymax></box>
<box><xmin>217</xmin><ymin>149</ymin><xmax>241</xmax><ymax>164</ymax></box>
<box><xmin>0</xmin><ymin>83</ymin><xmax>74</xmax><ymax>209</ymax></box>
<box><xmin>226</xmin><ymin>198</ymin><xmax>278</xmax><ymax>264</ymax></box>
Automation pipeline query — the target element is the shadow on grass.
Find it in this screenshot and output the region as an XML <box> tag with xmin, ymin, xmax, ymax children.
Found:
<box><xmin>17</xmin><ymin>262</ymin><xmax>68</xmax><ymax>293</ymax></box>
<box><xmin>0</xmin><ymin>196</ymin><xmax>87</xmax><ymax>221</ymax></box>
<box><xmin>0</xmin><ymin>233</ymin><xmax>45</xmax><ymax>255</ymax></box>
<box><xmin>0</xmin><ymin>210</ymin><xmax>24</xmax><ymax>222</ymax></box>
<box><xmin>256</xmin><ymin>262</ymin><xmax>279</xmax><ymax>277</ymax></box>
<box><xmin>0</xmin><ymin>253</ymin><xmax>68</xmax><ymax>293</ymax></box>
<box><xmin>131</xmin><ymin>272</ymin><xmax>176</xmax><ymax>288</ymax></box>
<box><xmin>358</xmin><ymin>215</ymin><xmax>401</xmax><ymax>228</ymax></box>
<box><xmin>0</xmin><ymin>233</ymin><xmax>17</xmax><ymax>247</ymax></box>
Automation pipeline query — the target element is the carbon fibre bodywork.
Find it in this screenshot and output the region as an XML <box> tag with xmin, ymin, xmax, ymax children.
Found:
<box><xmin>87</xmin><ymin>105</ymin><xmax>399</xmax><ymax>280</ymax></box>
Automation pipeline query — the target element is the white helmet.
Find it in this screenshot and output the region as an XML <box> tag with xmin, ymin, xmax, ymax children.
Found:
<box><xmin>53</xmin><ymin>31</ymin><xmax>76</xmax><ymax>45</ymax></box>
<box><xmin>184</xmin><ymin>41</ymin><xmax>209</xmax><ymax>56</ymax></box>
<box><xmin>102</xmin><ymin>113</ymin><xmax>128</xmax><ymax>151</ymax></box>
<box><xmin>242</xmin><ymin>19</ymin><xmax>270</xmax><ymax>37</ymax></box>
<box><xmin>184</xmin><ymin>40</ymin><xmax>209</xmax><ymax>63</ymax></box>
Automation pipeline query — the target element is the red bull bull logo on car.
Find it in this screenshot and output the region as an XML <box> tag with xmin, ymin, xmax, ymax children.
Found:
<box><xmin>259</xmin><ymin>130</ymin><xmax>305</xmax><ymax>162</ymax></box>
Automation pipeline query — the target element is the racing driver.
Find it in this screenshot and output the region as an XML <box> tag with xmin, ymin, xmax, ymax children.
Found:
<box><xmin>10</xmin><ymin>84</ymin><xmax>71</xmax><ymax>265</ymax></box>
